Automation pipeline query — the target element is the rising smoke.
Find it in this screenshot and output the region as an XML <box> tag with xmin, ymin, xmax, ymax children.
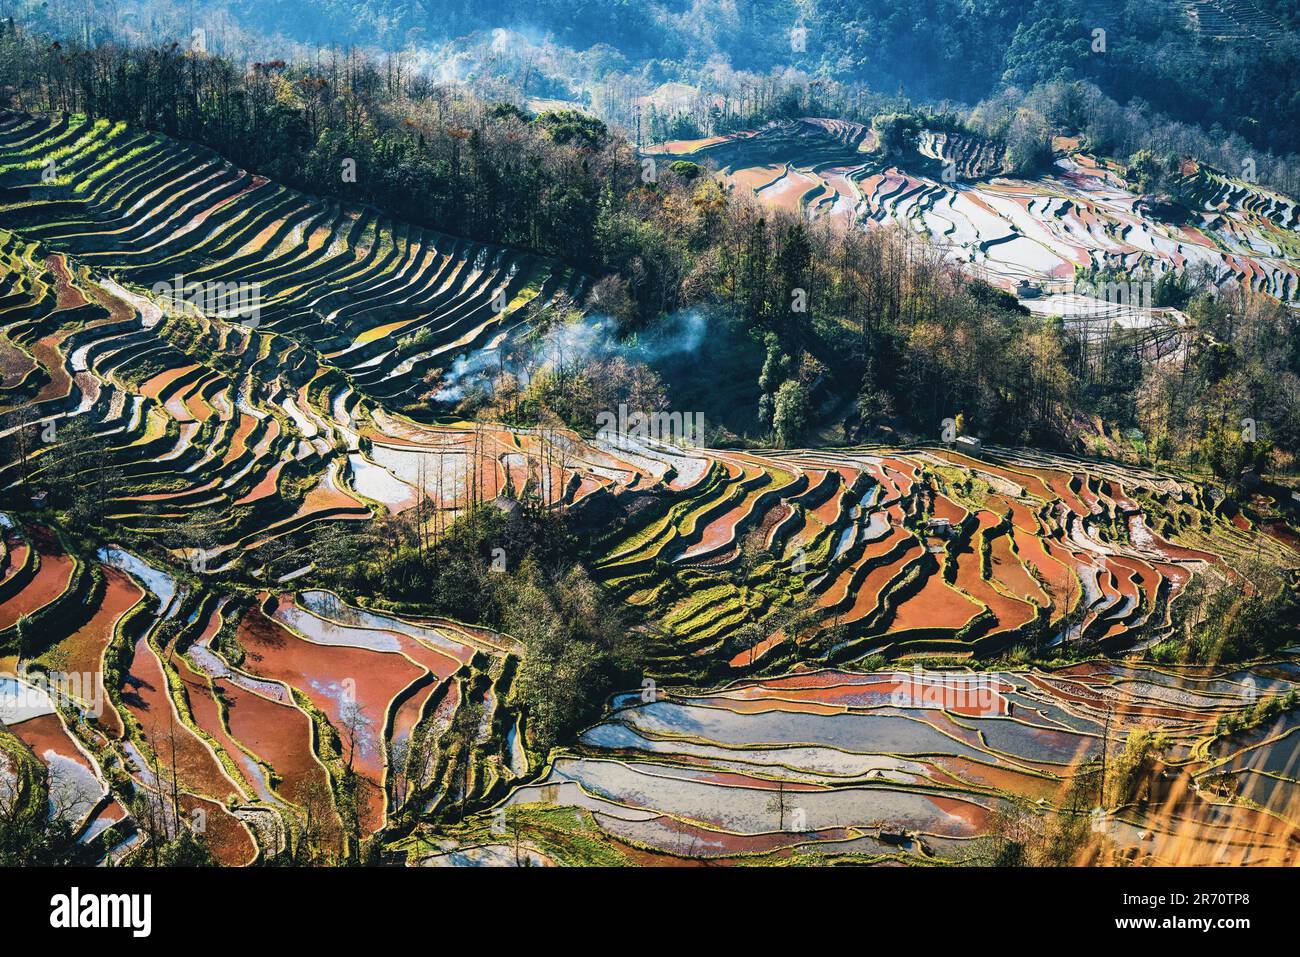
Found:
<box><xmin>432</xmin><ymin>308</ymin><xmax>709</xmax><ymax>403</ymax></box>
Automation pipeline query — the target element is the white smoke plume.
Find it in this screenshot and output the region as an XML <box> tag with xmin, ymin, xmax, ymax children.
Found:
<box><xmin>432</xmin><ymin>308</ymin><xmax>708</xmax><ymax>403</ymax></box>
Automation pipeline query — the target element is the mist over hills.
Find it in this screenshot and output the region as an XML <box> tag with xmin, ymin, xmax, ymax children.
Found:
<box><xmin>17</xmin><ymin>0</ymin><xmax>1300</xmax><ymax>155</ymax></box>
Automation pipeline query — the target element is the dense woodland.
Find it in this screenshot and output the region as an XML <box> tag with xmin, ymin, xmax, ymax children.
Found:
<box><xmin>16</xmin><ymin>0</ymin><xmax>1300</xmax><ymax>161</ymax></box>
<box><xmin>302</xmin><ymin>504</ymin><xmax>647</xmax><ymax>754</ymax></box>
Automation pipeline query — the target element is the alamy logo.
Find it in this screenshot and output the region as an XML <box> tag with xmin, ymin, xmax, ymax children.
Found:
<box><xmin>1071</xmin><ymin>278</ymin><xmax>1154</xmax><ymax>317</ymax></box>
<box><xmin>2</xmin><ymin>668</ymin><xmax>104</xmax><ymax>718</ymax></box>
<box><xmin>595</xmin><ymin>404</ymin><xmax>704</xmax><ymax>448</ymax></box>
<box><xmin>150</xmin><ymin>273</ymin><xmax>261</xmax><ymax>326</ymax></box>
<box><xmin>888</xmin><ymin>667</ymin><xmax>1003</xmax><ymax>715</ymax></box>
<box><xmin>49</xmin><ymin>887</ymin><xmax>152</xmax><ymax>937</ymax></box>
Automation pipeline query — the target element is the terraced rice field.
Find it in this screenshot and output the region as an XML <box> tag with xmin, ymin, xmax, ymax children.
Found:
<box><xmin>383</xmin><ymin>429</ymin><xmax>1300</xmax><ymax>865</ymax></box>
<box><xmin>0</xmin><ymin>108</ymin><xmax>1297</xmax><ymax>866</ymax></box>
<box><xmin>429</xmin><ymin>439</ymin><xmax>1300</xmax><ymax>864</ymax></box>
<box><xmin>0</xmin><ymin>527</ymin><xmax>524</xmax><ymax>860</ymax></box>
<box><xmin>648</xmin><ymin>118</ymin><xmax>1300</xmax><ymax>321</ymax></box>
<box><xmin>0</xmin><ymin>109</ymin><xmax>605</xmax><ymax>862</ymax></box>
<box><xmin>0</xmin><ymin>111</ymin><xmax>583</xmax><ymax>419</ymax></box>
<box><xmin>471</xmin><ymin>659</ymin><xmax>1300</xmax><ymax>865</ymax></box>
<box><xmin>588</xmin><ymin>443</ymin><xmax>1300</xmax><ymax>676</ymax></box>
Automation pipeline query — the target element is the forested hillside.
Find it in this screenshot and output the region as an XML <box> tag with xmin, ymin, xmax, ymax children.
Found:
<box><xmin>17</xmin><ymin>0</ymin><xmax>1300</xmax><ymax>157</ymax></box>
